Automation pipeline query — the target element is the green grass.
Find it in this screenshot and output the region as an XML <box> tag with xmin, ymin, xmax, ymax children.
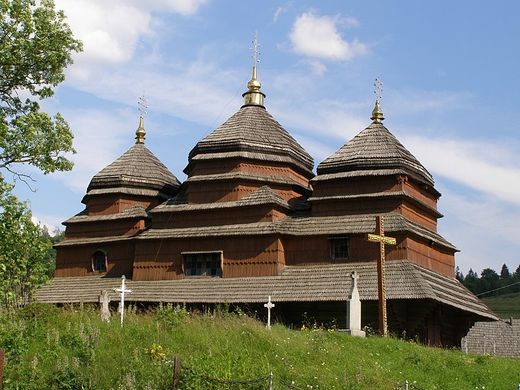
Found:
<box><xmin>1</xmin><ymin>304</ymin><xmax>519</xmax><ymax>389</ymax></box>
<box><xmin>482</xmin><ymin>292</ymin><xmax>520</xmax><ymax>319</ymax></box>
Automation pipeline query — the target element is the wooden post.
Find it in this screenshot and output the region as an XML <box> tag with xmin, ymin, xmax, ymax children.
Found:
<box><xmin>0</xmin><ymin>349</ymin><xmax>4</xmax><ymax>390</ymax></box>
<box><xmin>268</xmin><ymin>371</ymin><xmax>273</xmax><ymax>390</ymax></box>
<box><xmin>172</xmin><ymin>356</ymin><xmax>181</xmax><ymax>389</ymax></box>
<box><xmin>367</xmin><ymin>216</ymin><xmax>396</xmax><ymax>337</ymax></box>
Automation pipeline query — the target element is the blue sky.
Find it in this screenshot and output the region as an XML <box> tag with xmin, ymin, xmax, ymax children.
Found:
<box><xmin>12</xmin><ymin>0</ymin><xmax>520</xmax><ymax>274</ymax></box>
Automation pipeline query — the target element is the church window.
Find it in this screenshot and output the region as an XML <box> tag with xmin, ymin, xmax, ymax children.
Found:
<box><xmin>330</xmin><ymin>237</ymin><xmax>349</xmax><ymax>260</ymax></box>
<box><xmin>92</xmin><ymin>250</ymin><xmax>107</xmax><ymax>272</ymax></box>
<box><xmin>183</xmin><ymin>252</ymin><xmax>222</xmax><ymax>277</ymax></box>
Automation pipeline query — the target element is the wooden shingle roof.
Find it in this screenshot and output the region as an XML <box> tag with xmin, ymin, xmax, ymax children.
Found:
<box><xmin>136</xmin><ymin>213</ymin><xmax>456</xmax><ymax>250</ymax></box>
<box><xmin>35</xmin><ymin>260</ymin><xmax>496</xmax><ymax>320</ymax></box>
<box><xmin>152</xmin><ymin>186</ymin><xmax>289</xmax><ymax>213</ymax></box>
<box><xmin>87</xmin><ymin>144</ymin><xmax>180</xmax><ymax>196</ymax></box>
<box><xmin>317</xmin><ymin>122</ymin><xmax>434</xmax><ymax>186</ymax></box>
<box><xmin>63</xmin><ymin>205</ymin><xmax>149</xmax><ymax>225</ymax></box>
<box><xmin>187</xmin><ymin>106</ymin><xmax>314</xmax><ymax>176</ymax></box>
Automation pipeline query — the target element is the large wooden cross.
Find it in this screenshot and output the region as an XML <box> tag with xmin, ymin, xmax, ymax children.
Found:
<box><xmin>367</xmin><ymin>216</ymin><xmax>396</xmax><ymax>336</ymax></box>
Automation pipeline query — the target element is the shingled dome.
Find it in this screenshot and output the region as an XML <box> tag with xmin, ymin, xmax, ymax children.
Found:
<box><xmin>317</xmin><ymin>122</ymin><xmax>434</xmax><ymax>186</ymax></box>
<box><xmin>187</xmin><ymin>105</ymin><xmax>314</xmax><ymax>176</ymax></box>
<box><xmin>87</xmin><ymin>143</ymin><xmax>180</xmax><ymax>196</ymax></box>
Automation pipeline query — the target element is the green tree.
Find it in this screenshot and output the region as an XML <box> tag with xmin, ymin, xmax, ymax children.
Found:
<box><xmin>480</xmin><ymin>268</ymin><xmax>500</xmax><ymax>297</ymax></box>
<box><xmin>0</xmin><ymin>181</ymin><xmax>52</xmax><ymax>307</ymax></box>
<box><xmin>0</xmin><ymin>0</ymin><xmax>81</xmax><ymax>307</ymax></box>
<box><xmin>512</xmin><ymin>265</ymin><xmax>520</xmax><ymax>293</ymax></box>
<box><xmin>463</xmin><ymin>268</ymin><xmax>480</xmax><ymax>294</ymax></box>
<box><xmin>455</xmin><ymin>266</ymin><xmax>464</xmax><ymax>283</ymax></box>
<box><xmin>0</xmin><ymin>0</ymin><xmax>82</xmax><ymax>181</ymax></box>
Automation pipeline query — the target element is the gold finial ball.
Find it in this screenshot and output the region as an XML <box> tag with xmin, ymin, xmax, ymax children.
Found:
<box><xmin>247</xmin><ymin>78</ymin><xmax>261</xmax><ymax>91</ymax></box>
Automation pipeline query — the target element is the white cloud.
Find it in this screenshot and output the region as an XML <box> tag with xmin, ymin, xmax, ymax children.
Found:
<box><xmin>305</xmin><ymin>59</ymin><xmax>327</xmax><ymax>76</ymax></box>
<box><xmin>137</xmin><ymin>0</ymin><xmax>207</xmax><ymax>16</ymax></box>
<box><xmin>273</xmin><ymin>2</ymin><xmax>292</xmax><ymax>23</ymax></box>
<box><xmin>31</xmin><ymin>215</ymin><xmax>64</xmax><ymax>235</ymax></box>
<box><xmin>438</xmin><ymin>188</ymin><xmax>520</xmax><ymax>273</ymax></box>
<box><xmin>404</xmin><ymin>136</ymin><xmax>520</xmax><ymax>205</ymax></box>
<box><xmin>55</xmin><ymin>0</ymin><xmax>207</xmax><ymax>80</ymax></box>
<box><xmin>289</xmin><ymin>11</ymin><xmax>368</xmax><ymax>61</ymax></box>
<box><xmin>51</xmin><ymin>108</ymin><xmax>135</xmax><ymax>193</ymax></box>
<box><xmin>387</xmin><ymin>89</ymin><xmax>472</xmax><ymax>114</ymax></box>
<box><xmin>65</xmin><ymin>60</ymin><xmax>241</xmax><ymax>128</ymax></box>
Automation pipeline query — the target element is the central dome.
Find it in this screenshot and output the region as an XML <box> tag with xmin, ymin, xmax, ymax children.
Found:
<box><xmin>186</xmin><ymin>105</ymin><xmax>314</xmax><ymax>176</ymax></box>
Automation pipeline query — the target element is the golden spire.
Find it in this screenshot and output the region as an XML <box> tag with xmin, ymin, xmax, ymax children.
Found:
<box><xmin>135</xmin><ymin>95</ymin><xmax>147</xmax><ymax>144</ymax></box>
<box><xmin>135</xmin><ymin>116</ymin><xmax>146</xmax><ymax>144</ymax></box>
<box><xmin>371</xmin><ymin>78</ymin><xmax>385</xmax><ymax>123</ymax></box>
<box><xmin>242</xmin><ymin>32</ymin><xmax>265</xmax><ymax>107</ymax></box>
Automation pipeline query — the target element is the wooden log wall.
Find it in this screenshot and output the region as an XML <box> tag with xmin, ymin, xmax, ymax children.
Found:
<box><xmin>152</xmin><ymin>205</ymin><xmax>287</xmax><ymax>229</ymax></box>
<box><xmin>55</xmin><ymin>242</ymin><xmax>135</xmax><ymax>278</ymax></box>
<box><xmin>85</xmin><ymin>194</ymin><xmax>158</xmax><ymax>215</ymax></box>
<box><xmin>65</xmin><ymin>219</ymin><xmax>146</xmax><ymax>239</ymax></box>
<box><xmin>132</xmin><ymin>236</ymin><xmax>284</xmax><ymax>280</ymax></box>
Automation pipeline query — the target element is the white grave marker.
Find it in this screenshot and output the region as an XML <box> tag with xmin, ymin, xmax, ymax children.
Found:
<box><xmin>346</xmin><ymin>271</ymin><xmax>365</xmax><ymax>337</ymax></box>
<box><xmin>264</xmin><ymin>296</ymin><xmax>275</xmax><ymax>330</ymax></box>
<box><xmin>113</xmin><ymin>275</ymin><xmax>132</xmax><ymax>326</ymax></box>
<box><xmin>99</xmin><ymin>290</ymin><xmax>111</xmax><ymax>322</ymax></box>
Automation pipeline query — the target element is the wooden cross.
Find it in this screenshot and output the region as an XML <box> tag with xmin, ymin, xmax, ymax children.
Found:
<box><xmin>264</xmin><ymin>296</ymin><xmax>275</xmax><ymax>330</ymax></box>
<box><xmin>367</xmin><ymin>216</ymin><xmax>396</xmax><ymax>336</ymax></box>
<box><xmin>113</xmin><ymin>275</ymin><xmax>132</xmax><ymax>327</ymax></box>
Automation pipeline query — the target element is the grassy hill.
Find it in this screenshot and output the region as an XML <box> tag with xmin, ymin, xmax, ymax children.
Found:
<box><xmin>481</xmin><ymin>292</ymin><xmax>520</xmax><ymax>319</ymax></box>
<box><xmin>1</xmin><ymin>304</ymin><xmax>519</xmax><ymax>389</ymax></box>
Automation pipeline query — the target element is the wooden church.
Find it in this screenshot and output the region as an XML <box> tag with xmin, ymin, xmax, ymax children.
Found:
<box><xmin>36</xmin><ymin>61</ymin><xmax>496</xmax><ymax>346</ymax></box>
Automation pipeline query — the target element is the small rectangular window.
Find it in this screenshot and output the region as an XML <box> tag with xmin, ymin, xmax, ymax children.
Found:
<box><xmin>183</xmin><ymin>252</ymin><xmax>222</xmax><ymax>277</ymax></box>
<box><xmin>330</xmin><ymin>237</ymin><xmax>349</xmax><ymax>260</ymax></box>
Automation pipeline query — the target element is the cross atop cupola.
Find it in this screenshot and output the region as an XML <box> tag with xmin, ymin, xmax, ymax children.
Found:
<box><xmin>135</xmin><ymin>95</ymin><xmax>148</xmax><ymax>144</ymax></box>
<box><xmin>371</xmin><ymin>77</ymin><xmax>385</xmax><ymax>123</ymax></box>
<box><xmin>242</xmin><ymin>33</ymin><xmax>266</xmax><ymax>107</ymax></box>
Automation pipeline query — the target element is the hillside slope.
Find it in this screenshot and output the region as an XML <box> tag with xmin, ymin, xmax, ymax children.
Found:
<box><xmin>1</xmin><ymin>305</ymin><xmax>519</xmax><ymax>389</ymax></box>
<box><xmin>482</xmin><ymin>292</ymin><xmax>520</xmax><ymax>319</ymax></box>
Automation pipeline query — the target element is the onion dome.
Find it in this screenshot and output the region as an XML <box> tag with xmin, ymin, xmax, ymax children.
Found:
<box><xmin>84</xmin><ymin>117</ymin><xmax>180</xmax><ymax>202</ymax></box>
<box><xmin>317</xmin><ymin>100</ymin><xmax>434</xmax><ymax>186</ymax></box>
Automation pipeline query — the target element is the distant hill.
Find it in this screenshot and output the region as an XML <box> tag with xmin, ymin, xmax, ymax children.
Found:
<box><xmin>481</xmin><ymin>292</ymin><xmax>520</xmax><ymax>319</ymax></box>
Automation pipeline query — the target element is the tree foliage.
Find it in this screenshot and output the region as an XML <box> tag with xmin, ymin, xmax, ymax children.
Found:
<box><xmin>459</xmin><ymin>264</ymin><xmax>520</xmax><ymax>296</ymax></box>
<box><xmin>0</xmin><ymin>0</ymin><xmax>82</xmax><ymax>180</ymax></box>
<box><xmin>0</xmin><ymin>180</ymin><xmax>52</xmax><ymax>307</ymax></box>
<box><xmin>0</xmin><ymin>0</ymin><xmax>81</xmax><ymax>307</ymax></box>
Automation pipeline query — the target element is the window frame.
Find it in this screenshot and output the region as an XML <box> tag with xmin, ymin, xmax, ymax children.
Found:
<box><xmin>91</xmin><ymin>249</ymin><xmax>108</xmax><ymax>273</ymax></box>
<box><xmin>181</xmin><ymin>251</ymin><xmax>223</xmax><ymax>277</ymax></box>
<box><xmin>329</xmin><ymin>237</ymin><xmax>349</xmax><ymax>260</ymax></box>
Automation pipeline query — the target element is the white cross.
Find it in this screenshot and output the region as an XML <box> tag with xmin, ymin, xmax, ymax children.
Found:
<box><xmin>264</xmin><ymin>295</ymin><xmax>275</xmax><ymax>330</ymax></box>
<box><xmin>113</xmin><ymin>275</ymin><xmax>132</xmax><ymax>326</ymax></box>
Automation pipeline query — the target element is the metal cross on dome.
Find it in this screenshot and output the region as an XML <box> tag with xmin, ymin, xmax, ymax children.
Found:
<box><xmin>374</xmin><ymin>78</ymin><xmax>383</xmax><ymax>103</ymax></box>
<box><xmin>251</xmin><ymin>32</ymin><xmax>260</xmax><ymax>65</ymax></box>
<box><xmin>138</xmin><ymin>94</ymin><xmax>148</xmax><ymax>117</ymax></box>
